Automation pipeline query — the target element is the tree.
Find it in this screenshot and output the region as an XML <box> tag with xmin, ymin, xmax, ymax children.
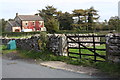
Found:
<box><xmin>46</xmin><ymin>18</ymin><xmax>59</xmax><ymax>33</ymax></box>
<box><xmin>87</xmin><ymin>7</ymin><xmax>99</xmax><ymax>30</ymax></box>
<box><xmin>57</xmin><ymin>12</ymin><xmax>73</xmax><ymax>30</ymax></box>
<box><xmin>108</xmin><ymin>18</ymin><xmax>120</xmax><ymax>32</ymax></box>
<box><xmin>38</xmin><ymin>6</ymin><xmax>59</xmax><ymax>33</ymax></box>
<box><xmin>72</xmin><ymin>9</ymin><xmax>84</xmax><ymax>24</ymax></box>
<box><xmin>0</xmin><ymin>18</ymin><xmax>7</xmax><ymax>32</ymax></box>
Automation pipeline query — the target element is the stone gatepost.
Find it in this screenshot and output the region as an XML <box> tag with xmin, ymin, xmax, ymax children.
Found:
<box><xmin>106</xmin><ymin>33</ymin><xmax>120</xmax><ymax>63</ymax></box>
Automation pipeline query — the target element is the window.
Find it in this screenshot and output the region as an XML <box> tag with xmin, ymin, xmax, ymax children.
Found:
<box><xmin>39</xmin><ymin>22</ymin><xmax>41</xmax><ymax>25</ymax></box>
<box><xmin>33</xmin><ymin>22</ymin><xmax>35</xmax><ymax>25</ymax></box>
<box><xmin>15</xmin><ymin>29</ymin><xmax>20</xmax><ymax>32</ymax></box>
<box><xmin>26</xmin><ymin>23</ymin><xmax>28</xmax><ymax>26</ymax></box>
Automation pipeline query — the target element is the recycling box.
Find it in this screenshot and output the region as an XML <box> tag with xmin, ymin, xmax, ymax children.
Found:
<box><xmin>7</xmin><ymin>40</ymin><xmax>16</xmax><ymax>50</ymax></box>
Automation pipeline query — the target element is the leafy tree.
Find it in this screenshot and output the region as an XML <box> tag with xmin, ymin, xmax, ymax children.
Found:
<box><xmin>108</xmin><ymin>18</ymin><xmax>120</xmax><ymax>32</ymax></box>
<box><xmin>87</xmin><ymin>7</ymin><xmax>99</xmax><ymax>30</ymax></box>
<box><xmin>38</xmin><ymin>6</ymin><xmax>59</xmax><ymax>33</ymax></box>
<box><xmin>46</xmin><ymin>18</ymin><xmax>59</xmax><ymax>33</ymax></box>
<box><xmin>0</xmin><ymin>19</ymin><xmax>7</xmax><ymax>32</ymax></box>
<box><xmin>57</xmin><ymin>12</ymin><xmax>73</xmax><ymax>30</ymax></box>
<box><xmin>72</xmin><ymin>9</ymin><xmax>84</xmax><ymax>24</ymax></box>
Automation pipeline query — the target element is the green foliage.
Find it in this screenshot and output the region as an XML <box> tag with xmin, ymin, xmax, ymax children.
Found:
<box><xmin>46</xmin><ymin>18</ymin><xmax>59</xmax><ymax>33</ymax></box>
<box><xmin>0</xmin><ymin>18</ymin><xmax>7</xmax><ymax>32</ymax></box>
<box><xmin>39</xmin><ymin>32</ymin><xmax>48</xmax><ymax>51</ymax></box>
<box><xmin>38</xmin><ymin>6</ymin><xmax>59</xmax><ymax>33</ymax></box>
<box><xmin>72</xmin><ymin>7</ymin><xmax>99</xmax><ymax>31</ymax></box>
<box><xmin>94</xmin><ymin>62</ymin><xmax>120</xmax><ymax>76</ymax></box>
<box><xmin>58</xmin><ymin>12</ymin><xmax>73</xmax><ymax>30</ymax></box>
<box><xmin>108</xmin><ymin>19</ymin><xmax>120</xmax><ymax>32</ymax></box>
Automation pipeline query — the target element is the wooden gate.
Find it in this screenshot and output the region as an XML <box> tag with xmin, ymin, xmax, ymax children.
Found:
<box><xmin>66</xmin><ymin>34</ymin><xmax>106</xmax><ymax>62</ymax></box>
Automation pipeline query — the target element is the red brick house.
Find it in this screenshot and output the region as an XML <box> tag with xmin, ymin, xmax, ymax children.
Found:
<box><xmin>5</xmin><ymin>13</ymin><xmax>46</xmax><ymax>32</ymax></box>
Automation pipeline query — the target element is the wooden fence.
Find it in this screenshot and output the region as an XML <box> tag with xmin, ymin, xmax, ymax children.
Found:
<box><xmin>66</xmin><ymin>34</ymin><xmax>106</xmax><ymax>62</ymax></box>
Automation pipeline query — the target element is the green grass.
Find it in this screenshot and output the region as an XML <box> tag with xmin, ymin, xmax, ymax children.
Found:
<box><xmin>1</xmin><ymin>45</ymin><xmax>17</xmax><ymax>54</ymax></box>
<box><xmin>94</xmin><ymin>62</ymin><xmax>120</xmax><ymax>77</ymax></box>
<box><xmin>69</xmin><ymin>44</ymin><xmax>106</xmax><ymax>61</ymax></box>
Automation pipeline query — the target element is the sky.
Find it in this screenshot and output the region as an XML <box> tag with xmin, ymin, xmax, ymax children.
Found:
<box><xmin>0</xmin><ymin>0</ymin><xmax>120</xmax><ymax>22</ymax></box>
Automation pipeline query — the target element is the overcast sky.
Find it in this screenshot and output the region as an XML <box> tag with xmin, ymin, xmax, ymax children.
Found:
<box><xmin>0</xmin><ymin>0</ymin><xmax>119</xmax><ymax>22</ymax></box>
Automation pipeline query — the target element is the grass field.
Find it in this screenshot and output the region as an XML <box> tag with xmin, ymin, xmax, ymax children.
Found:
<box><xmin>69</xmin><ymin>44</ymin><xmax>106</xmax><ymax>61</ymax></box>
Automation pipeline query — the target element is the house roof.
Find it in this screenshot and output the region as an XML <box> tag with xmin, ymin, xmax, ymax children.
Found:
<box><xmin>18</xmin><ymin>15</ymin><xmax>44</xmax><ymax>21</ymax></box>
<box><xmin>8</xmin><ymin>21</ymin><xmax>20</xmax><ymax>27</ymax></box>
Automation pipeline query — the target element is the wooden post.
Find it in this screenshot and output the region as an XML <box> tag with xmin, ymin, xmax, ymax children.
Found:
<box><xmin>93</xmin><ymin>34</ymin><xmax>96</xmax><ymax>62</ymax></box>
<box><xmin>78</xmin><ymin>34</ymin><xmax>81</xmax><ymax>59</ymax></box>
<box><xmin>66</xmin><ymin>34</ymin><xmax>69</xmax><ymax>57</ymax></box>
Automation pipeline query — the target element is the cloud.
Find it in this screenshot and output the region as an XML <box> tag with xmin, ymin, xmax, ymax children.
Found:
<box><xmin>0</xmin><ymin>0</ymin><xmax>119</xmax><ymax>21</ymax></box>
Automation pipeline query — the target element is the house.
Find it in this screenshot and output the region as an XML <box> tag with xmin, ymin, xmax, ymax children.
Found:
<box><xmin>5</xmin><ymin>13</ymin><xmax>46</xmax><ymax>32</ymax></box>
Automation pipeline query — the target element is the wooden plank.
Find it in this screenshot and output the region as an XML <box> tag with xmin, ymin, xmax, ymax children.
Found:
<box><xmin>66</xmin><ymin>35</ymin><xmax>105</xmax><ymax>38</ymax></box>
<box><xmin>69</xmin><ymin>56</ymin><xmax>79</xmax><ymax>59</ymax></box>
<box><xmin>93</xmin><ymin>35</ymin><xmax>96</xmax><ymax>62</ymax></box>
<box><xmin>69</xmin><ymin>52</ymin><xmax>95</xmax><ymax>56</ymax></box>
<box><xmin>68</xmin><ymin>47</ymin><xmax>106</xmax><ymax>51</ymax></box>
<box><xmin>78</xmin><ymin>35</ymin><xmax>81</xmax><ymax>59</ymax></box>
<box><xmin>67</xmin><ymin>41</ymin><xmax>106</xmax><ymax>44</ymax></box>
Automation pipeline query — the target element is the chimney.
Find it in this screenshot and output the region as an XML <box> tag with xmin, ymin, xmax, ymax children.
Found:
<box><xmin>16</xmin><ymin>13</ymin><xmax>18</xmax><ymax>16</ymax></box>
<box><xmin>35</xmin><ymin>13</ymin><xmax>39</xmax><ymax>16</ymax></box>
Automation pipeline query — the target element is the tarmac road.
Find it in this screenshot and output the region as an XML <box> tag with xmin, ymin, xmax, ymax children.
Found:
<box><xmin>2</xmin><ymin>58</ymin><xmax>99</xmax><ymax>78</ymax></box>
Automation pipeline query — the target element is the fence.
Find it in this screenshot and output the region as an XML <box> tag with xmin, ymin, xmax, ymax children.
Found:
<box><xmin>66</xmin><ymin>34</ymin><xmax>106</xmax><ymax>62</ymax></box>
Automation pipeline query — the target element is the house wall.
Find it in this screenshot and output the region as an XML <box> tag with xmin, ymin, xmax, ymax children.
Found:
<box><xmin>22</xmin><ymin>21</ymin><xmax>44</xmax><ymax>31</ymax></box>
<box><xmin>12</xmin><ymin>27</ymin><xmax>21</xmax><ymax>32</ymax></box>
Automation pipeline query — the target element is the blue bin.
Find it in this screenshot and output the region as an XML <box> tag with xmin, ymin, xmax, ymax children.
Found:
<box><xmin>7</xmin><ymin>40</ymin><xmax>16</xmax><ymax>50</ymax></box>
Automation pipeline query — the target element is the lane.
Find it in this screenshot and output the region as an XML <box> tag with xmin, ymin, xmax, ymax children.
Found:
<box><xmin>2</xmin><ymin>58</ymin><xmax>98</xmax><ymax>78</ymax></box>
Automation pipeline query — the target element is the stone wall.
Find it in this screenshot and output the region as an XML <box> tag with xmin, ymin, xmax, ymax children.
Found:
<box><xmin>47</xmin><ymin>33</ymin><xmax>101</xmax><ymax>56</ymax></box>
<box><xmin>1</xmin><ymin>33</ymin><xmax>101</xmax><ymax>56</ymax></box>
<box><xmin>2</xmin><ymin>35</ymin><xmax>40</xmax><ymax>52</ymax></box>
<box><xmin>66</xmin><ymin>34</ymin><xmax>101</xmax><ymax>47</ymax></box>
<box><xmin>47</xmin><ymin>34</ymin><xmax>67</xmax><ymax>56</ymax></box>
<box><xmin>106</xmin><ymin>33</ymin><xmax>120</xmax><ymax>63</ymax></box>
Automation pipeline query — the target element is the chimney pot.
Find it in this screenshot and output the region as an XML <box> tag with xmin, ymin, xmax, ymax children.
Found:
<box><xmin>16</xmin><ymin>13</ymin><xmax>18</xmax><ymax>16</ymax></box>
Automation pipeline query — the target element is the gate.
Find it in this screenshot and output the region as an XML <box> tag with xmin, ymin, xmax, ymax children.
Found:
<box><xmin>66</xmin><ymin>34</ymin><xmax>106</xmax><ymax>62</ymax></box>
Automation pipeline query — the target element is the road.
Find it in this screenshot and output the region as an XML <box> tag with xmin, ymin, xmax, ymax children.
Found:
<box><xmin>1</xmin><ymin>58</ymin><xmax>101</xmax><ymax>78</ymax></box>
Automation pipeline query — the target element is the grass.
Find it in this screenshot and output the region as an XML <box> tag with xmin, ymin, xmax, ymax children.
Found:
<box><xmin>1</xmin><ymin>45</ymin><xmax>17</xmax><ymax>54</ymax></box>
<box><xmin>69</xmin><ymin>44</ymin><xmax>106</xmax><ymax>61</ymax></box>
<box><xmin>94</xmin><ymin>62</ymin><xmax>120</xmax><ymax>77</ymax></box>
